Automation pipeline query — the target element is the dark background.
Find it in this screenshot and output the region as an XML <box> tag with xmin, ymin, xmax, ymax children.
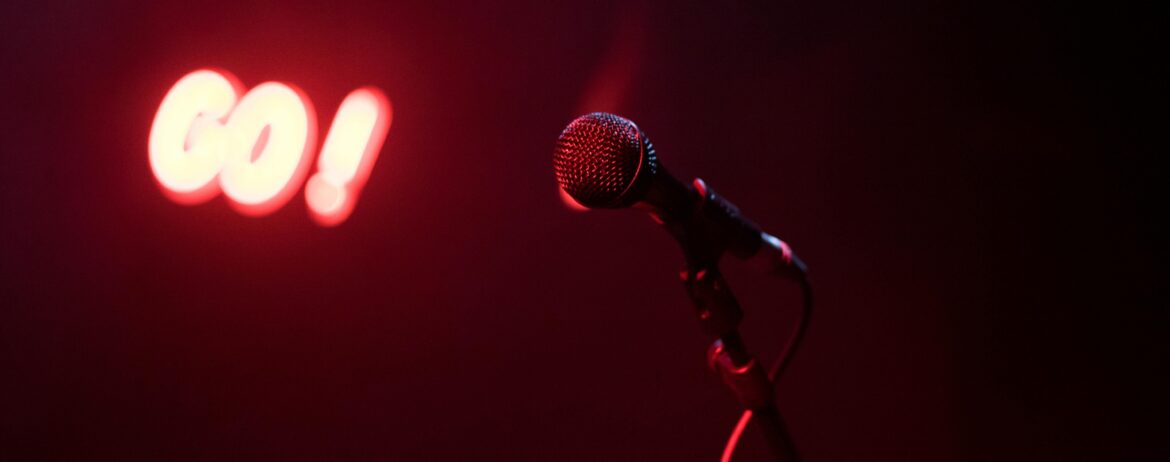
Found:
<box><xmin>1</xmin><ymin>1</ymin><xmax>1163</xmax><ymax>460</ymax></box>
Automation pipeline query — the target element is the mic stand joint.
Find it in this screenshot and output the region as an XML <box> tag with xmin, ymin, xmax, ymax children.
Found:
<box><xmin>681</xmin><ymin>267</ymin><xmax>774</xmax><ymax>410</ymax></box>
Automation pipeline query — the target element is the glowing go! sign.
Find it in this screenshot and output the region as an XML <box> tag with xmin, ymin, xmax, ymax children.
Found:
<box><xmin>149</xmin><ymin>69</ymin><xmax>391</xmax><ymax>226</ymax></box>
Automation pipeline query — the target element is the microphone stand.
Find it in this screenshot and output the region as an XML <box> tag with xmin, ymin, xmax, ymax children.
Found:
<box><xmin>681</xmin><ymin>265</ymin><xmax>798</xmax><ymax>462</ymax></box>
<box><xmin>654</xmin><ymin>178</ymin><xmax>801</xmax><ymax>462</ymax></box>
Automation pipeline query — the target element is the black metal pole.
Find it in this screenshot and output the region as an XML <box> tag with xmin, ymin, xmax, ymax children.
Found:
<box><xmin>682</xmin><ymin>266</ymin><xmax>800</xmax><ymax>462</ymax></box>
<box><xmin>749</xmin><ymin>402</ymin><xmax>800</xmax><ymax>461</ymax></box>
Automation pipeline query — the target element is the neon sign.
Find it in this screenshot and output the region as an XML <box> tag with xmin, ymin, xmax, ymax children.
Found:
<box><xmin>149</xmin><ymin>69</ymin><xmax>391</xmax><ymax>226</ymax></box>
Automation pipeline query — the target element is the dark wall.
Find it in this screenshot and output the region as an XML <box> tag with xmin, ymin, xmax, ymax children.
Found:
<box><xmin>1</xmin><ymin>1</ymin><xmax>1162</xmax><ymax>460</ymax></box>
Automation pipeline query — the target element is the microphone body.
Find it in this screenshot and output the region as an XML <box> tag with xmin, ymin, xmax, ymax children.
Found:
<box><xmin>553</xmin><ymin>112</ymin><xmax>805</xmax><ymax>278</ymax></box>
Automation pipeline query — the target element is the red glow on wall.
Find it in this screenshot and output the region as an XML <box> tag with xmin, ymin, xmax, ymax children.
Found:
<box><xmin>149</xmin><ymin>69</ymin><xmax>390</xmax><ymax>225</ymax></box>
<box><xmin>573</xmin><ymin>2</ymin><xmax>647</xmax><ymax>116</ymax></box>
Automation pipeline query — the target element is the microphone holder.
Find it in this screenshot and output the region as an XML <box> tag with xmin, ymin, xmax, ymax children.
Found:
<box><xmin>656</xmin><ymin>178</ymin><xmax>800</xmax><ymax>462</ymax></box>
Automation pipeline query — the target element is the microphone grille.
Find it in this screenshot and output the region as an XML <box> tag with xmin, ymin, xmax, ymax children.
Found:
<box><xmin>553</xmin><ymin>113</ymin><xmax>657</xmax><ymax>208</ymax></box>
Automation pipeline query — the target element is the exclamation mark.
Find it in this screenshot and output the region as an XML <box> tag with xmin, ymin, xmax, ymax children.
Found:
<box><xmin>305</xmin><ymin>87</ymin><xmax>392</xmax><ymax>226</ymax></box>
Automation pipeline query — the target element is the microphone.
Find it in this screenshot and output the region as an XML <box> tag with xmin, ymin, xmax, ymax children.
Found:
<box><xmin>553</xmin><ymin>112</ymin><xmax>806</xmax><ymax>278</ymax></box>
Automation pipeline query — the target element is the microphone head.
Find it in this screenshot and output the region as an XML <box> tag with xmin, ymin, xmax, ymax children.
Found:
<box><xmin>553</xmin><ymin>112</ymin><xmax>658</xmax><ymax>208</ymax></box>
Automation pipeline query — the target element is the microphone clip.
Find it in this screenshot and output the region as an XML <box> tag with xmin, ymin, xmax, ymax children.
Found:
<box><xmin>682</xmin><ymin>265</ymin><xmax>777</xmax><ymax>410</ymax></box>
<box><xmin>680</xmin><ymin>266</ymin><xmax>743</xmax><ymax>338</ymax></box>
<box><xmin>708</xmin><ymin>341</ymin><xmax>776</xmax><ymax>410</ymax></box>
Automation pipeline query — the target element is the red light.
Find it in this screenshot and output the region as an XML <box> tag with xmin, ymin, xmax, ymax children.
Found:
<box><xmin>219</xmin><ymin>82</ymin><xmax>316</xmax><ymax>216</ymax></box>
<box><xmin>721</xmin><ymin>410</ymin><xmax>753</xmax><ymax>462</ymax></box>
<box><xmin>558</xmin><ymin>186</ymin><xmax>588</xmax><ymax>212</ymax></box>
<box><xmin>306</xmin><ymin>87</ymin><xmax>392</xmax><ymax>226</ymax></box>
<box><xmin>149</xmin><ymin>69</ymin><xmax>242</xmax><ymax>205</ymax></box>
<box><xmin>149</xmin><ymin>69</ymin><xmax>390</xmax><ymax>225</ymax></box>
